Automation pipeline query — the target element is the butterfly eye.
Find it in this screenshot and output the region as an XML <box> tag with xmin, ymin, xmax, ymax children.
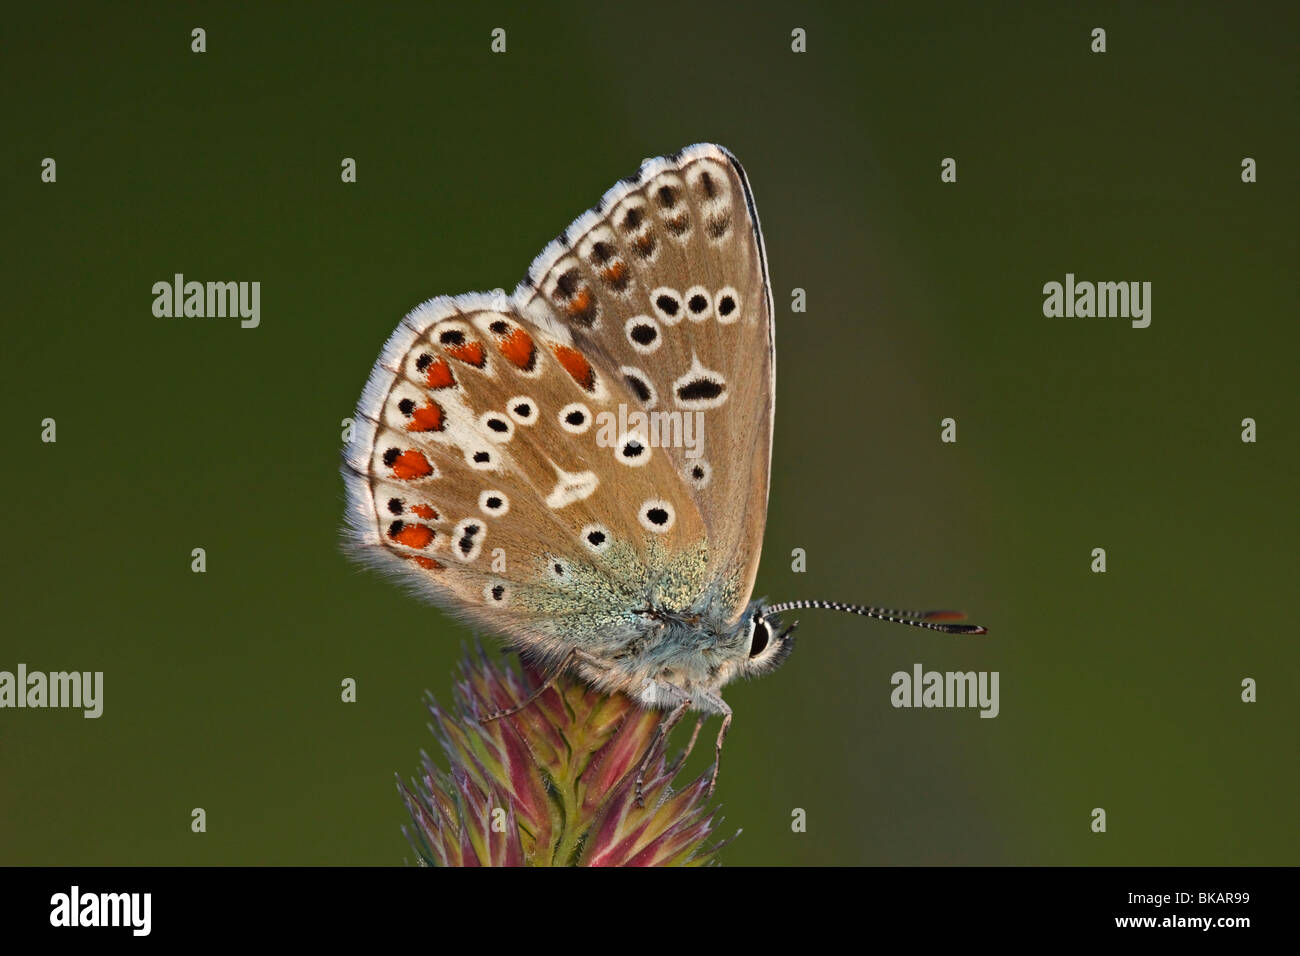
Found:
<box><xmin>748</xmin><ymin>619</ymin><xmax>771</xmax><ymax>658</ymax></box>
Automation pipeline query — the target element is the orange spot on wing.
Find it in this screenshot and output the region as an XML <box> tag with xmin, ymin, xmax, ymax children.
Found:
<box><xmin>411</xmin><ymin>503</ymin><xmax>438</xmax><ymax>520</ymax></box>
<box><xmin>406</xmin><ymin>401</ymin><xmax>444</xmax><ymax>432</ymax></box>
<box><xmin>551</xmin><ymin>344</ymin><xmax>596</xmax><ymax>391</ymax></box>
<box><xmin>412</xmin><ymin>556</ymin><xmax>443</xmax><ymax>571</ymax></box>
<box><xmin>424</xmin><ymin>357</ymin><xmax>455</xmax><ymax>389</ymax></box>
<box><xmin>496</xmin><ymin>327</ymin><xmax>536</xmax><ymax>370</ymax></box>
<box><xmin>390</xmin><ymin>449</ymin><xmax>433</xmax><ymax>480</ymax></box>
<box><xmin>446</xmin><ymin>342</ymin><xmax>485</xmax><ymax>367</ymax></box>
<box><xmin>566</xmin><ymin>288</ymin><xmax>593</xmax><ymax>317</ymax></box>
<box><xmin>600</xmin><ymin>262</ymin><xmax>627</xmax><ymax>284</ymax></box>
<box><xmin>390</xmin><ymin>523</ymin><xmax>435</xmax><ymax>549</ymax></box>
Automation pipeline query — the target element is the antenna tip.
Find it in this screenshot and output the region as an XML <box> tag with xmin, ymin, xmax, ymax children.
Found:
<box><xmin>922</xmin><ymin>610</ymin><xmax>968</xmax><ymax>622</ymax></box>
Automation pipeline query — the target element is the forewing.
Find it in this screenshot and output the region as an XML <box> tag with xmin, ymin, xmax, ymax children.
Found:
<box><xmin>513</xmin><ymin>144</ymin><xmax>775</xmax><ymax>624</ymax></box>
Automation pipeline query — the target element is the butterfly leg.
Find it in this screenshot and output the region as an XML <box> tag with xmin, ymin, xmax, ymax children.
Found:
<box><xmin>668</xmin><ymin>715</ymin><xmax>707</xmax><ymax>775</ymax></box>
<box><xmin>634</xmin><ymin>682</ymin><xmax>691</xmax><ymax>808</ymax></box>
<box><xmin>478</xmin><ymin>648</ymin><xmax>576</xmax><ymax>723</ymax></box>
<box><xmin>693</xmin><ymin>689</ymin><xmax>733</xmax><ymax>798</ymax></box>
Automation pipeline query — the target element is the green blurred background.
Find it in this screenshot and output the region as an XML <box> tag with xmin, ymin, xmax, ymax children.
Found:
<box><xmin>3</xmin><ymin>1</ymin><xmax>1296</xmax><ymax>865</ymax></box>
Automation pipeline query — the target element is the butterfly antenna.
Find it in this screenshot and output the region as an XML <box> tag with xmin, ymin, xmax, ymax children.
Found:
<box><xmin>763</xmin><ymin>600</ymin><xmax>987</xmax><ymax>635</ymax></box>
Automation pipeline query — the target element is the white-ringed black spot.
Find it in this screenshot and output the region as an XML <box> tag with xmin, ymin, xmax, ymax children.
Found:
<box><xmin>452</xmin><ymin>518</ymin><xmax>486</xmax><ymax>562</ymax></box>
<box><xmin>638</xmin><ymin>499</ymin><xmax>676</xmax><ymax>533</ymax></box>
<box><xmin>439</xmin><ymin>329</ymin><xmax>465</xmax><ymax>346</ymax></box>
<box><xmin>478</xmin><ymin>411</ymin><xmax>515</xmax><ymax>444</ymax></box>
<box><xmin>625</xmin><ymin>315</ymin><xmax>661</xmax><ymax>354</ymax></box>
<box><xmin>558</xmin><ymin>402</ymin><xmax>592</xmax><ymax>434</ymax></box>
<box><xmin>478</xmin><ymin>490</ymin><xmax>509</xmax><ymax>516</ymax></box>
<box><xmin>580</xmin><ymin>523</ymin><xmax>611</xmax><ymax>554</ymax></box>
<box><xmin>617</xmin><ymin>365</ymin><xmax>658</xmax><ymax>408</ymax></box>
<box><xmin>650</xmin><ymin>287</ymin><xmax>683</xmax><ymax>325</ymax></box>
<box><xmin>673</xmin><ymin>356</ymin><xmax>729</xmax><ymax>409</ymax></box>
<box><xmin>506</xmin><ymin>396</ymin><xmax>537</xmax><ymax>425</ymax></box>
<box><xmin>684</xmin><ymin>285</ymin><xmax>712</xmax><ymax>322</ymax></box>
<box><xmin>617</xmin><ymin>434</ymin><xmax>651</xmax><ymax>467</ymax></box>
<box><xmin>625</xmin><ymin>373</ymin><xmax>651</xmax><ymax>403</ymax></box>
<box><xmin>685</xmin><ymin>460</ymin><xmax>712</xmax><ymax>489</ymax></box>
<box><xmin>677</xmin><ymin>378</ymin><xmax>725</xmax><ymax>402</ymax></box>
<box><xmin>715</xmin><ymin>287</ymin><xmax>740</xmax><ymax>324</ymax></box>
<box><xmin>397</xmin><ymin>398</ymin><xmax>415</xmax><ymax>416</ymax></box>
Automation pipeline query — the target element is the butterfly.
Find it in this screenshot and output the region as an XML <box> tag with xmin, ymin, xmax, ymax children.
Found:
<box><xmin>342</xmin><ymin>144</ymin><xmax>985</xmax><ymax>799</ymax></box>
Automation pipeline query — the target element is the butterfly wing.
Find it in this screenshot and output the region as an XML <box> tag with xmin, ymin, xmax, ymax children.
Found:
<box><xmin>343</xmin><ymin>292</ymin><xmax>711</xmax><ymax>667</ymax></box>
<box><xmin>514</xmin><ymin>144</ymin><xmax>775</xmax><ymax>625</ymax></box>
<box><xmin>343</xmin><ymin>144</ymin><xmax>774</xmax><ymax>668</ymax></box>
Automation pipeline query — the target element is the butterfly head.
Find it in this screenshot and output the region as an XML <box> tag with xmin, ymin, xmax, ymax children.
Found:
<box><xmin>734</xmin><ymin>604</ymin><xmax>799</xmax><ymax>680</ymax></box>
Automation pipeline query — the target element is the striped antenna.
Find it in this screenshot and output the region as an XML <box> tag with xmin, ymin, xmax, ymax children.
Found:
<box><xmin>762</xmin><ymin>600</ymin><xmax>987</xmax><ymax>635</ymax></box>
